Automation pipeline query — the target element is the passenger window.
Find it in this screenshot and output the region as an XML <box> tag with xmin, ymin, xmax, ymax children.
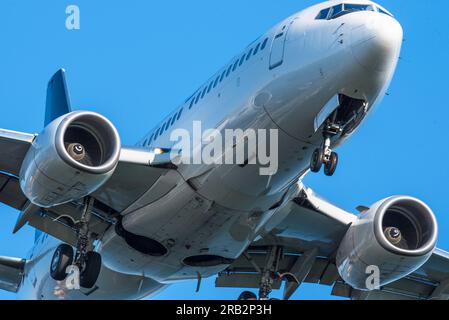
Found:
<box><xmin>189</xmin><ymin>98</ymin><xmax>195</xmax><ymax>109</ymax></box>
<box><xmin>171</xmin><ymin>115</ymin><xmax>177</xmax><ymax>126</ymax></box>
<box><xmin>207</xmin><ymin>81</ymin><xmax>214</xmax><ymax>93</ymax></box>
<box><xmin>143</xmin><ymin>139</ymin><xmax>148</xmax><ymax>147</ymax></box>
<box><xmin>226</xmin><ymin>64</ymin><xmax>233</xmax><ymax>77</ymax></box>
<box><xmin>177</xmin><ymin>108</ymin><xmax>183</xmax><ymax>120</ymax></box>
<box><xmin>201</xmin><ymin>86</ymin><xmax>207</xmax><ymax>98</ymax></box>
<box><xmin>155</xmin><ymin>128</ymin><xmax>160</xmax><ymax>138</ymax></box>
<box><xmin>246</xmin><ymin>48</ymin><xmax>253</xmax><ymax>61</ymax></box>
<box><xmin>214</xmin><ymin>76</ymin><xmax>220</xmax><ymax>88</ymax></box>
<box><xmin>261</xmin><ymin>38</ymin><xmax>269</xmax><ymax>50</ymax></box>
<box><xmin>195</xmin><ymin>92</ymin><xmax>201</xmax><ymax>104</ymax></box>
<box><xmin>239</xmin><ymin>55</ymin><xmax>245</xmax><ymax>66</ymax></box>
<box><xmin>220</xmin><ymin>70</ymin><xmax>227</xmax><ymax>82</ymax></box>
<box><xmin>164</xmin><ymin>120</ymin><xmax>170</xmax><ymax>132</ymax></box>
<box><xmin>149</xmin><ymin>133</ymin><xmax>154</xmax><ymax>143</ymax></box>
<box><xmin>253</xmin><ymin>43</ymin><xmax>261</xmax><ymax>55</ymax></box>
<box><xmin>232</xmin><ymin>60</ymin><xmax>239</xmax><ymax>71</ymax></box>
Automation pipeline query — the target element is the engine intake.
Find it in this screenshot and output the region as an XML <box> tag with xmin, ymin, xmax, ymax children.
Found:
<box><xmin>375</xmin><ymin>198</ymin><xmax>437</xmax><ymax>255</ymax></box>
<box><xmin>336</xmin><ymin>196</ymin><xmax>438</xmax><ymax>290</ymax></box>
<box><xmin>20</xmin><ymin>111</ymin><xmax>121</xmax><ymax>208</ymax></box>
<box><xmin>55</xmin><ymin>112</ymin><xmax>120</xmax><ymax>174</ymax></box>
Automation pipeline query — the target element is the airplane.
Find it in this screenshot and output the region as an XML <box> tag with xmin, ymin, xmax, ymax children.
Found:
<box><xmin>0</xmin><ymin>0</ymin><xmax>448</xmax><ymax>300</ymax></box>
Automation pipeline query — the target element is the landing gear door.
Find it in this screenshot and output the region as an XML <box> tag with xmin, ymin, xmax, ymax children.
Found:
<box><xmin>269</xmin><ymin>19</ymin><xmax>295</xmax><ymax>69</ymax></box>
<box><xmin>314</xmin><ymin>95</ymin><xmax>340</xmax><ymax>132</ymax></box>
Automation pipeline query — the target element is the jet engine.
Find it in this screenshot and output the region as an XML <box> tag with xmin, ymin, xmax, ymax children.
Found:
<box><xmin>20</xmin><ymin>111</ymin><xmax>121</xmax><ymax>208</ymax></box>
<box><xmin>336</xmin><ymin>196</ymin><xmax>438</xmax><ymax>290</ymax></box>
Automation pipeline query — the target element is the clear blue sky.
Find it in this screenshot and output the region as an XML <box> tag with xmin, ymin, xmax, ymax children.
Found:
<box><xmin>0</xmin><ymin>0</ymin><xmax>448</xmax><ymax>300</ymax></box>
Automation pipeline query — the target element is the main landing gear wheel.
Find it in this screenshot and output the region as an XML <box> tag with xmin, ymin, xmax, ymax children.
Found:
<box><xmin>238</xmin><ymin>291</ymin><xmax>258</xmax><ymax>301</ymax></box>
<box><xmin>50</xmin><ymin>244</ymin><xmax>74</xmax><ymax>281</ymax></box>
<box><xmin>324</xmin><ymin>152</ymin><xmax>338</xmax><ymax>177</ymax></box>
<box><xmin>310</xmin><ymin>148</ymin><xmax>324</xmax><ymax>173</ymax></box>
<box><xmin>80</xmin><ymin>251</ymin><xmax>102</xmax><ymax>289</ymax></box>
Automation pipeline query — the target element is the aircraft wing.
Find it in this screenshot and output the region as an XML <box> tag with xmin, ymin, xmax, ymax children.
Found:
<box><xmin>0</xmin><ymin>129</ymin><xmax>179</xmax><ymax>246</ymax></box>
<box><xmin>216</xmin><ymin>186</ymin><xmax>449</xmax><ymax>300</ymax></box>
<box><xmin>0</xmin><ymin>130</ymin><xmax>36</xmax><ymax>210</ymax></box>
<box><xmin>332</xmin><ymin>249</ymin><xmax>449</xmax><ymax>300</ymax></box>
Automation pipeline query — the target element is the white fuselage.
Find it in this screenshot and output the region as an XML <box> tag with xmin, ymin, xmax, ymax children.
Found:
<box><xmin>18</xmin><ymin>0</ymin><xmax>403</xmax><ymax>299</ymax></box>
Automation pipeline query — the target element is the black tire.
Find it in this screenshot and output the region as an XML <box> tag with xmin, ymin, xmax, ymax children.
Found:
<box><xmin>324</xmin><ymin>152</ymin><xmax>339</xmax><ymax>176</ymax></box>
<box><xmin>115</xmin><ymin>219</ymin><xmax>125</xmax><ymax>237</ymax></box>
<box><xmin>310</xmin><ymin>148</ymin><xmax>323</xmax><ymax>173</ymax></box>
<box><xmin>80</xmin><ymin>251</ymin><xmax>102</xmax><ymax>289</ymax></box>
<box><xmin>238</xmin><ymin>291</ymin><xmax>258</xmax><ymax>300</ymax></box>
<box><xmin>50</xmin><ymin>244</ymin><xmax>74</xmax><ymax>281</ymax></box>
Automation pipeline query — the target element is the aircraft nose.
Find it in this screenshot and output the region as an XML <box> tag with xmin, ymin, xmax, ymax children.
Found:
<box><xmin>350</xmin><ymin>15</ymin><xmax>403</xmax><ymax>72</ymax></box>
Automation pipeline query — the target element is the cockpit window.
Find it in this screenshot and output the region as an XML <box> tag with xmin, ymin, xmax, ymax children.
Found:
<box><xmin>330</xmin><ymin>4</ymin><xmax>374</xmax><ymax>19</ymax></box>
<box><xmin>316</xmin><ymin>3</ymin><xmax>377</xmax><ymax>20</ymax></box>
<box><xmin>330</xmin><ymin>4</ymin><xmax>343</xmax><ymax>19</ymax></box>
<box><xmin>316</xmin><ymin>7</ymin><xmax>331</xmax><ymax>20</ymax></box>
<box><xmin>377</xmin><ymin>7</ymin><xmax>393</xmax><ymax>17</ymax></box>
<box><xmin>344</xmin><ymin>4</ymin><xmax>374</xmax><ymax>12</ymax></box>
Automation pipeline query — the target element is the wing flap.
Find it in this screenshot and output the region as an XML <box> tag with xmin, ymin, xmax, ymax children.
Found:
<box><xmin>26</xmin><ymin>201</ymin><xmax>113</xmax><ymax>247</ymax></box>
<box><xmin>216</xmin><ymin>249</ymin><xmax>339</xmax><ymax>290</ymax></box>
<box><xmin>0</xmin><ymin>173</ymin><xmax>28</xmax><ymax>210</ymax></box>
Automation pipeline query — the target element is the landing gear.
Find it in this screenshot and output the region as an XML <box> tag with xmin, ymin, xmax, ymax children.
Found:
<box><xmin>237</xmin><ymin>247</ymin><xmax>286</xmax><ymax>300</ymax></box>
<box><xmin>310</xmin><ymin>148</ymin><xmax>323</xmax><ymax>173</ymax></box>
<box><xmin>49</xmin><ymin>197</ymin><xmax>102</xmax><ymax>289</ymax></box>
<box><xmin>310</xmin><ymin>145</ymin><xmax>339</xmax><ymax>177</ymax></box>
<box><xmin>310</xmin><ymin>120</ymin><xmax>342</xmax><ymax>177</ymax></box>
<box><xmin>50</xmin><ymin>244</ymin><xmax>74</xmax><ymax>281</ymax></box>
<box><xmin>324</xmin><ymin>151</ymin><xmax>338</xmax><ymax>177</ymax></box>
<box><xmin>238</xmin><ymin>291</ymin><xmax>258</xmax><ymax>301</ymax></box>
<box><xmin>79</xmin><ymin>251</ymin><xmax>102</xmax><ymax>289</ymax></box>
<box><xmin>259</xmin><ymin>246</ymin><xmax>283</xmax><ymax>300</ymax></box>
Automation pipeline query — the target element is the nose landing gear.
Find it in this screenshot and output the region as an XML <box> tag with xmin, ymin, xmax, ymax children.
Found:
<box><xmin>49</xmin><ymin>197</ymin><xmax>102</xmax><ymax>289</ymax></box>
<box><xmin>310</xmin><ymin>122</ymin><xmax>342</xmax><ymax>177</ymax></box>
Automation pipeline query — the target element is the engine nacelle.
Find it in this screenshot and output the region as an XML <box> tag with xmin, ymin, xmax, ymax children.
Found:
<box><xmin>20</xmin><ymin>111</ymin><xmax>121</xmax><ymax>208</ymax></box>
<box><xmin>336</xmin><ymin>196</ymin><xmax>438</xmax><ymax>290</ymax></box>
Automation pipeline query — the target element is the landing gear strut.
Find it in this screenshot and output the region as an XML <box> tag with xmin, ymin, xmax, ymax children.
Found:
<box><xmin>237</xmin><ymin>246</ymin><xmax>284</xmax><ymax>300</ymax></box>
<box><xmin>50</xmin><ymin>197</ymin><xmax>102</xmax><ymax>289</ymax></box>
<box><xmin>310</xmin><ymin>119</ymin><xmax>342</xmax><ymax>177</ymax></box>
<box><xmin>258</xmin><ymin>246</ymin><xmax>283</xmax><ymax>300</ymax></box>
